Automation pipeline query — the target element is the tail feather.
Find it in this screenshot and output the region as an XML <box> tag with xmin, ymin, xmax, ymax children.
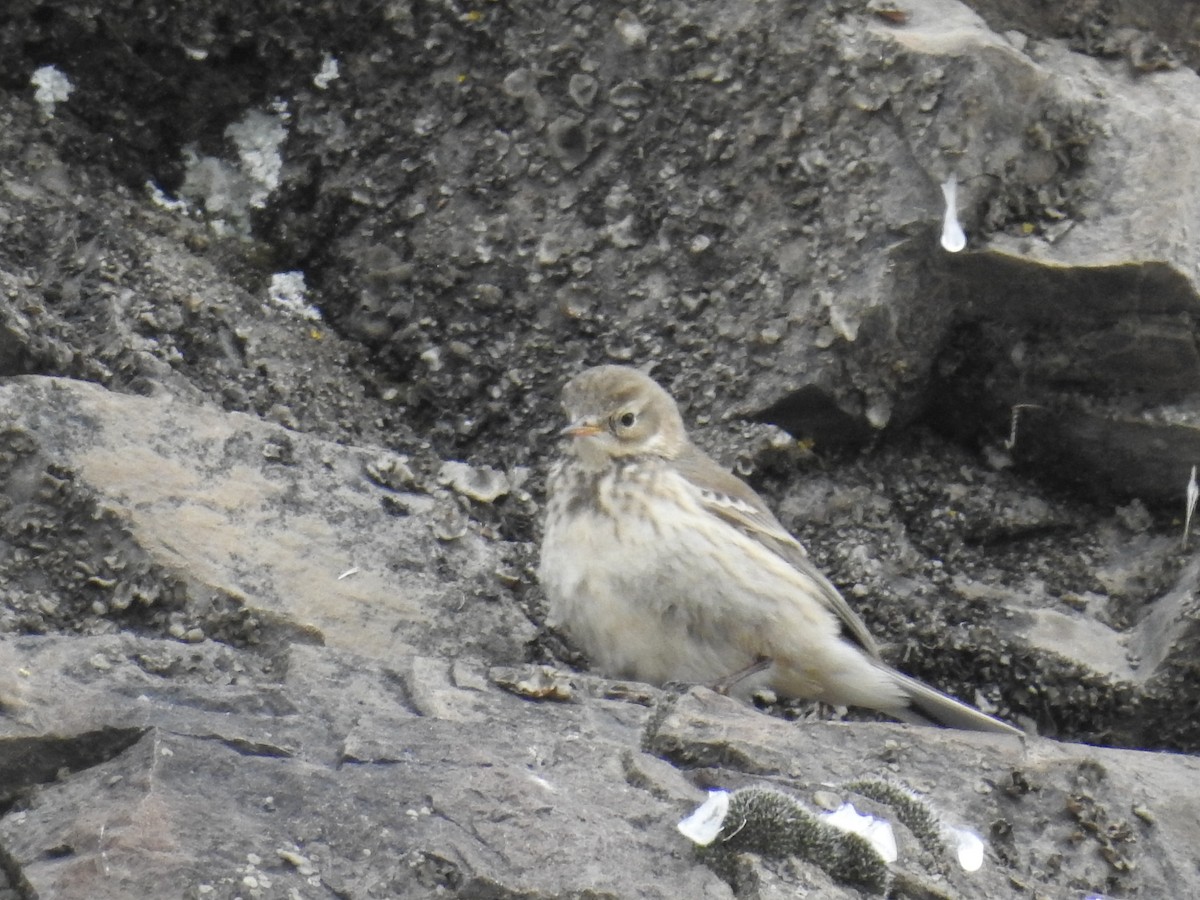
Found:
<box><xmin>890</xmin><ymin>669</ymin><xmax>1023</xmax><ymax>737</ymax></box>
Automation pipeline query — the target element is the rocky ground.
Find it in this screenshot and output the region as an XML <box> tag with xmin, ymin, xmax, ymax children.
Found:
<box><xmin>2</xmin><ymin>0</ymin><xmax>1200</xmax><ymax>897</ymax></box>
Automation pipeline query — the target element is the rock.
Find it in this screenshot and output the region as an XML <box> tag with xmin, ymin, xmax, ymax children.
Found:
<box><xmin>8</xmin><ymin>634</ymin><xmax>1200</xmax><ymax>898</ymax></box>
<box><xmin>0</xmin><ymin>376</ymin><xmax>534</xmax><ymax>665</ymax></box>
<box><xmin>438</xmin><ymin>460</ymin><xmax>510</xmax><ymax>503</ymax></box>
<box><xmin>649</xmin><ymin>689</ymin><xmax>1200</xmax><ymax>899</ymax></box>
<box><xmin>2</xmin><ymin>0</ymin><xmax>1200</xmax><ymax>895</ymax></box>
<box><xmin>0</xmin><ymin>635</ymin><xmax>722</xmax><ymax>900</ymax></box>
<box><xmin>959</xmin><ymin>0</ymin><xmax>1200</xmax><ymax>70</ymax></box>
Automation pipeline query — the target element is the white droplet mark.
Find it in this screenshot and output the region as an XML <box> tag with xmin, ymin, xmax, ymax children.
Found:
<box><xmin>940</xmin><ymin>176</ymin><xmax>967</xmax><ymax>252</ymax></box>
<box><xmin>946</xmin><ymin>825</ymin><xmax>985</xmax><ymax>871</ymax></box>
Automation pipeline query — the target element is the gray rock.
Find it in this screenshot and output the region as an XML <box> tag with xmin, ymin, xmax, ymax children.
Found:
<box><xmin>2</xmin><ymin>0</ymin><xmax>1200</xmax><ymax>896</ymax></box>
<box><xmin>0</xmin><ymin>635</ymin><xmax>723</xmax><ymax>899</ymax></box>
<box><xmin>0</xmin><ymin>376</ymin><xmax>534</xmax><ymax>665</ymax></box>
<box><xmin>6</xmin><ymin>635</ymin><xmax>1200</xmax><ymax>899</ymax></box>
<box><xmin>650</xmin><ymin>689</ymin><xmax>1200</xmax><ymax>899</ymax></box>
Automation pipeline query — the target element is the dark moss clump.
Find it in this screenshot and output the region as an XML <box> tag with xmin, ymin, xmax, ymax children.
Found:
<box><xmin>697</xmin><ymin>787</ymin><xmax>890</xmax><ymax>895</ymax></box>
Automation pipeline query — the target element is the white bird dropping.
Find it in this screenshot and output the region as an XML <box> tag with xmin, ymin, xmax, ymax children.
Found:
<box><xmin>947</xmin><ymin>825</ymin><xmax>985</xmax><ymax>871</ymax></box>
<box><xmin>940</xmin><ymin>176</ymin><xmax>967</xmax><ymax>252</ymax></box>
<box><xmin>677</xmin><ymin>790</ymin><xmax>730</xmax><ymax>846</ymax></box>
<box><xmin>822</xmin><ymin>803</ymin><xmax>898</xmax><ymax>863</ymax></box>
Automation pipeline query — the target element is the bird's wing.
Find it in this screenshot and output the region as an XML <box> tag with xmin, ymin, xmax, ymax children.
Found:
<box><xmin>673</xmin><ymin>447</ymin><xmax>882</xmax><ymax>659</ymax></box>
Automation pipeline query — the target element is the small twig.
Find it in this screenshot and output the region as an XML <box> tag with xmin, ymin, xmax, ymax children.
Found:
<box><xmin>1004</xmin><ymin>404</ymin><xmax>1045</xmax><ymax>453</ymax></box>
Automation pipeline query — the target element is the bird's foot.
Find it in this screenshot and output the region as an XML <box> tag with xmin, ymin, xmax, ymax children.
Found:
<box><xmin>710</xmin><ymin>656</ymin><xmax>772</xmax><ymax>696</ymax></box>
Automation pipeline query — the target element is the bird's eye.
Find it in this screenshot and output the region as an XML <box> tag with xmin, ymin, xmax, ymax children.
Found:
<box><xmin>615</xmin><ymin>411</ymin><xmax>637</xmax><ymax>430</ymax></box>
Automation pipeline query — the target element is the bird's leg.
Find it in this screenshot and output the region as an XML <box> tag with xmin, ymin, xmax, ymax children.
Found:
<box><xmin>710</xmin><ymin>655</ymin><xmax>772</xmax><ymax>695</ymax></box>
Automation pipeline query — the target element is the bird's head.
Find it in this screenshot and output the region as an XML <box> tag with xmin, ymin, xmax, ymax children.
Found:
<box><xmin>558</xmin><ymin>365</ymin><xmax>688</xmax><ymax>468</ymax></box>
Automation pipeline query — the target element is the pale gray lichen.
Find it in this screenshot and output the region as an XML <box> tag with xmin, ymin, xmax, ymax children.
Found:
<box><xmin>267</xmin><ymin>272</ymin><xmax>322</xmax><ymax>323</ymax></box>
<box><xmin>179</xmin><ymin>107</ymin><xmax>289</xmax><ymax>234</ymax></box>
<box><xmin>31</xmin><ymin>64</ymin><xmax>73</xmax><ymax>117</ymax></box>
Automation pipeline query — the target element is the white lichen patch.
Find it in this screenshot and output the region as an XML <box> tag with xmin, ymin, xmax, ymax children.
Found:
<box><xmin>226</xmin><ymin>109</ymin><xmax>288</xmax><ymax>207</ymax></box>
<box><xmin>179</xmin><ymin>107</ymin><xmax>289</xmax><ymax>234</ymax></box>
<box><xmin>267</xmin><ymin>271</ymin><xmax>321</xmax><ymax>322</ymax></box>
<box><xmin>31</xmin><ymin>65</ymin><xmax>73</xmax><ymax>117</ymax></box>
<box><xmin>439</xmin><ymin>461</ymin><xmax>510</xmax><ymax>503</ymax></box>
<box><xmin>314</xmin><ymin>53</ymin><xmax>341</xmax><ymax>89</ymax></box>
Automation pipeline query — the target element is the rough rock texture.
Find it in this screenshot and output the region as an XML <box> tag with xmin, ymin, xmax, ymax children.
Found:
<box><xmin>0</xmin><ymin>636</ymin><xmax>722</xmax><ymax>899</ymax></box>
<box><xmin>5</xmin><ymin>637</ymin><xmax>1200</xmax><ymax>900</ymax></box>
<box><xmin>0</xmin><ymin>376</ymin><xmax>533</xmax><ymax>664</ymax></box>
<box><xmin>3</xmin><ymin>0</ymin><xmax>1200</xmax><ymax>897</ymax></box>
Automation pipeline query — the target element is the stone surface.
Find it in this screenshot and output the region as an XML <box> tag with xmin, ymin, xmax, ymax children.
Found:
<box><xmin>0</xmin><ymin>636</ymin><xmax>723</xmax><ymax>900</ymax></box>
<box><xmin>4</xmin><ymin>636</ymin><xmax>1200</xmax><ymax>899</ymax></box>
<box><xmin>0</xmin><ymin>376</ymin><xmax>534</xmax><ymax>665</ymax></box>
<box><xmin>2</xmin><ymin>0</ymin><xmax>1200</xmax><ymax>897</ymax></box>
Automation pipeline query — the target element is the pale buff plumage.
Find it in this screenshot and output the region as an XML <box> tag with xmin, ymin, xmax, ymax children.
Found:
<box><xmin>538</xmin><ymin>364</ymin><xmax>1021</xmax><ymax>736</ymax></box>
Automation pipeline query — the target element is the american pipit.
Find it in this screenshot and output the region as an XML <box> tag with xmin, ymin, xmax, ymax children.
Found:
<box><xmin>538</xmin><ymin>364</ymin><xmax>1020</xmax><ymax>736</ymax></box>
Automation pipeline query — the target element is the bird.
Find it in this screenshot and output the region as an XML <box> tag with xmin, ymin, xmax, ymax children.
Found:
<box><xmin>538</xmin><ymin>364</ymin><xmax>1021</xmax><ymax>736</ymax></box>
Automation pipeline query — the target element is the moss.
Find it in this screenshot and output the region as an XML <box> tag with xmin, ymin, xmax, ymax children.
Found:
<box><xmin>697</xmin><ymin>786</ymin><xmax>890</xmax><ymax>895</ymax></box>
<box><xmin>845</xmin><ymin>778</ymin><xmax>945</xmax><ymax>856</ymax></box>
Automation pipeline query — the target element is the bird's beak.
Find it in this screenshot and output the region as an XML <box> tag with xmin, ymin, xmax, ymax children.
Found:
<box><xmin>561</xmin><ymin>419</ymin><xmax>604</xmax><ymax>438</ymax></box>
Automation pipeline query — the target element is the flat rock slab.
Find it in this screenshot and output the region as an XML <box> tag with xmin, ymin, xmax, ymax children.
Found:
<box><xmin>650</xmin><ymin>690</ymin><xmax>1200</xmax><ymax>899</ymax></box>
<box><xmin>3</xmin><ymin>634</ymin><xmax>1199</xmax><ymax>899</ymax></box>
<box><xmin>0</xmin><ymin>634</ymin><xmax>716</xmax><ymax>900</ymax></box>
<box><xmin>0</xmin><ymin>376</ymin><xmax>534</xmax><ymax>664</ymax></box>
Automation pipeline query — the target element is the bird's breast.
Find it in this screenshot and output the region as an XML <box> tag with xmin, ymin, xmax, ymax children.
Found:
<box><xmin>539</xmin><ymin>459</ymin><xmax>764</xmax><ymax>685</ymax></box>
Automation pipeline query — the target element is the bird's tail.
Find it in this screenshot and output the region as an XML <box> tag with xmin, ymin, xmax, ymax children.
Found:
<box><xmin>889</xmin><ymin>669</ymin><xmax>1023</xmax><ymax>737</ymax></box>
